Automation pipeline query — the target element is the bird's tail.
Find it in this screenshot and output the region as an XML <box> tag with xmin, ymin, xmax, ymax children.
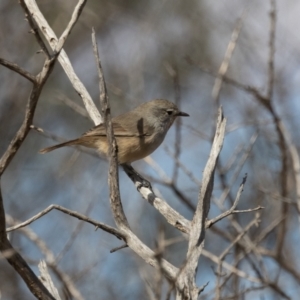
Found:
<box><xmin>39</xmin><ymin>139</ymin><xmax>78</xmax><ymax>154</ymax></box>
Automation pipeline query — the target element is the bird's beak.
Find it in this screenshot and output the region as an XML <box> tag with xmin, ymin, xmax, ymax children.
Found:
<box><xmin>176</xmin><ymin>111</ymin><xmax>189</xmax><ymax>117</ymax></box>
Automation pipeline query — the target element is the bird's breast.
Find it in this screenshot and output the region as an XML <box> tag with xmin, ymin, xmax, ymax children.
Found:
<box><xmin>115</xmin><ymin>132</ymin><xmax>166</xmax><ymax>163</ymax></box>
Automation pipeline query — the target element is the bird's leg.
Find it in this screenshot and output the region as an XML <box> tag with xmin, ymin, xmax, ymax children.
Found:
<box><xmin>121</xmin><ymin>164</ymin><xmax>152</xmax><ymax>191</ymax></box>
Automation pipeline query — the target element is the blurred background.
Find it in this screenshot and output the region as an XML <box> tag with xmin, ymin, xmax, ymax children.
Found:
<box><xmin>1</xmin><ymin>0</ymin><xmax>300</xmax><ymax>299</ymax></box>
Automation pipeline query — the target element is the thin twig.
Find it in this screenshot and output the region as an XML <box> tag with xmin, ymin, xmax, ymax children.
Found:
<box><xmin>201</xmin><ymin>249</ymin><xmax>261</xmax><ymax>284</ymax></box>
<box><xmin>110</xmin><ymin>244</ymin><xmax>128</xmax><ymax>253</ymax></box>
<box><xmin>0</xmin><ymin>58</ymin><xmax>36</xmax><ymax>82</ymax></box>
<box><xmin>54</xmin><ymin>196</ymin><xmax>97</xmax><ymax>264</ymax></box>
<box><xmin>215</xmin><ymin>213</ymin><xmax>261</xmax><ymax>300</ymax></box>
<box><xmin>6</xmin><ymin>204</ymin><xmax>125</xmax><ymax>240</ymax></box>
<box><xmin>92</xmin><ymin>28</ymin><xmax>129</xmax><ymax>230</ymax></box>
<box><xmin>220</xmin><ymin>214</ymin><xmax>260</xmax><ymax>262</ymax></box>
<box><xmin>206</xmin><ymin>174</ymin><xmax>248</xmax><ymax>228</ymax></box>
<box><xmin>164</xmin><ymin>63</ymin><xmax>182</xmax><ymax>183</ymax></box>
<box><xmin>164</xmin><ymin>146</ymin><xmax>200</xmax><ymax>185</ymax></box>
<box><xmin>267</xmin><ymin>0</ymin><xmax>276</xmax><ymax>100</ymax></box>
<box><xmin>212</xmin><ymin>9</ymin><xmax>247</xmax><ymax>106</ymax></box>
<box><xmin>219</xmin><ymin>131</ymin><xmax>258</xmax><ymax>205</ymax></box>
<box><xmin>55</xmin><ymin>92</ymin><xmax>89</xmax><ymax>118</ymax></box>
<box><xmin>54</xmin><ymin>0</ymin><xmax>87</xmax><ymax>53</ymax></box>
<box><xmin>186</xmin><ymin>58</ymin><xmax>269</xmax><ymax>104</ymax></box>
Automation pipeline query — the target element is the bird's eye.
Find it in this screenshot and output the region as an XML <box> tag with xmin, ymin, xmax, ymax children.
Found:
<box><xmin>166</xmin><ymin>109</ymin><xmax>173</xmax><ymax>115</ymax></box>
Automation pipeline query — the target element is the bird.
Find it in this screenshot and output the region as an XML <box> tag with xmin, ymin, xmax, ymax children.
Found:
<box><xmin>39</xmin><ymin>99</ymin><xmax>189</xmax><ymax>164</ymax></box>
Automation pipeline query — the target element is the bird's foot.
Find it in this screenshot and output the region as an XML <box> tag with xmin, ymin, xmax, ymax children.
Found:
<box><xmin>137</xmin><ymin>178</ymin><xmax>152</xmax><ymax>191</ymax></box>
<box><xmin>122</xmin><ymin>164</ymin><xmax>153</xmax><ymax>191</ymax></box>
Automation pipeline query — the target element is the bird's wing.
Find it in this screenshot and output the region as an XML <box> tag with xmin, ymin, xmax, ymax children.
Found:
<box><xmin>82</xmin><ymin>120</ymin><xmax>152</xmax><ymax>138</ymax></box>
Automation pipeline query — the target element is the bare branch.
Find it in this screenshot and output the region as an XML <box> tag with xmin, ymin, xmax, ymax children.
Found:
<box><xmin>201</xmin><ymin>249</ymin><xmax>261</xmax><ymax>284</ymax></box>
<box><xmin>20</xmin><ymin>0</ymin><xmax>51</xmax><ymax>58</ymax></box>
<box><xmin>267</xmin><ymin>0</ymin><xmax>276</xmax><ymax>100</ymax></box>
<box><xmin>0</xmin><ymin>189</ymin><xmax>55</xmax><ymax>300</ymax></box>
<box><xmin>0</xmin><ymin>48</ymin><xmax>55</xmax><ymax>177</ymax></box>
<box><xmin>208</xmin><ymin>194</ymin><xmax>241</xmax><ymax>228</ymax></box>
<box><xmin>215</xmin><ymin>219</ymin><xmax>264</xmax><ymax>300</ymax></box>
<box><xmin>110</xmin><ymin>244</ymin><xmax>128</xmax><ymax>253</ymax></box>
<box><xmin>176</xmin><ymin>107</ymin><xmax>226</xmax><ymax>299</ymax></box>
<box><xmin>206</xmin><ymin>174</ymin><xmax>251</xmax><ymax>228</ymax></box>
<box><xmin>212</xmin><ymin>9</ymin><xmax>247</xmax><ymax>105</ymax></box>
<box><xmin>54</xmin><ymin>0</ymin><xmax>87</xmax><ymax>53</ymax></box>
<box><xmin>0</xmin><ymin>58</ymin><xmax>36</xmax><ymax>82</ymax></box>
<box><xmin>277</xmin><ymin>120</ymin><xmax>300</xmax><ymax>223</ymax></box>
<box><xmin>219</xmin><ymin>132</ymin><xmax>258</xmax><ymax>205</ymax></box>
<box><xmin>92</xmin><ymin>28</ymin><xmax>129</xmax><ymax>230</ymax></box>
<box><xmin>0</xmin><ymin>0</ymin><xmax>91</xmax><ymax>297</ymax></box>
<box><xmin>55</xmin><ymin>92</ymin><xmax>89</xmax><ymax>118</ymax></box>
<box><xmin>38</xmin><ymin>261</ymin><xmax>62</xmax><ymax>300</ymax></box>
<box><xmin>24</xmin><ymin>0</ymin><xmax>102</xmax><ymax>124</ymax></box>
<box><xmin>185</xmin><ymin>58</ymin><xmax>269</xmax><ymax>105</ymax></box>
<box><xmin>164</xmin><ymin>63</ymin><xmax>182</xmax><ymax>183</ymax></box>
<box><xmin>54</xmin><ymin>198</ymin><xmax>97</xmax><ymax>264</ymax></box>
<box><xmin>6</xmin><ymin>216</ymin><xmax>84</xmax><ymax>300</ymax></box>
<box><xmin>164</xmin><ymin>147</ymin><xmax>200</xmax><ymax>185</ymax></box>
<box><xmin>122</xmin><ymin>164</ymin><xmax>191</xmax><ymax>234</ymax></box>
<box><xmin>220</xmin><ymin>213</ymin><xmax>260</xmax><ymax>261</ymax></box>
<box><xmin>6</xmin><ymin>204</ymin><xmax>125</xmax><ymax>240</ymax></box>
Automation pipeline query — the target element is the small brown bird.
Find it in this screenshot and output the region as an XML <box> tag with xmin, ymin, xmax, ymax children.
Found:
<box><xmin>40</xmin><ymin>99</ymin><xmax>189</xmax><ymax>164</ymax></box>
